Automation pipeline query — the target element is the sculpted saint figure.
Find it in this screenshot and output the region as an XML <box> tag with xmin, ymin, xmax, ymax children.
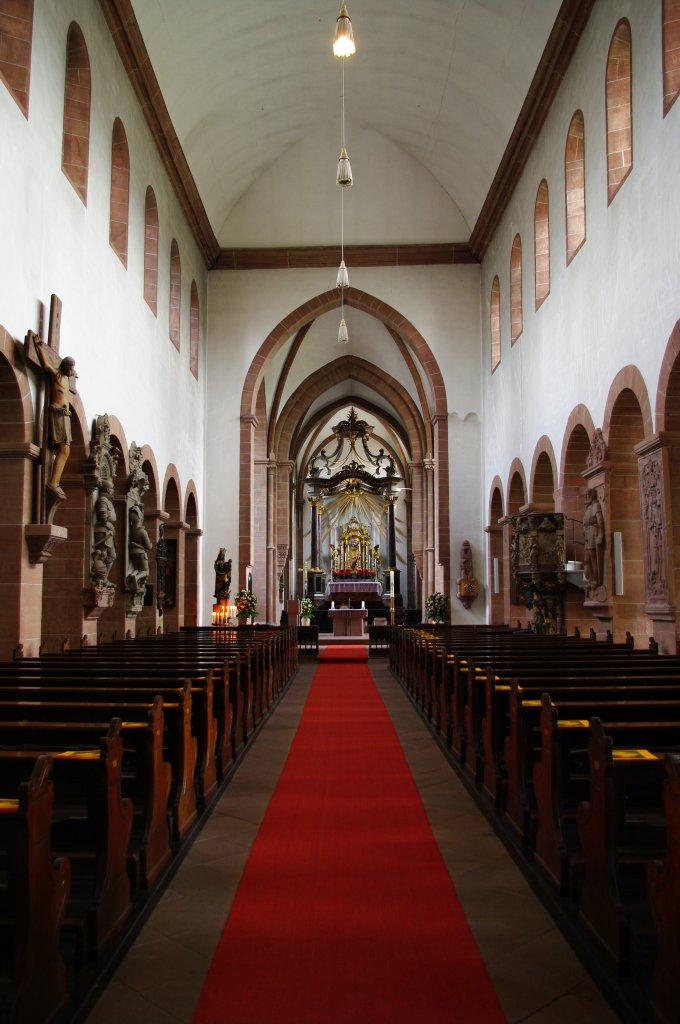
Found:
<box><xmin>214</xmin><ymin>548</ymin><xmax>232</xmax><ymax>601</ymax></box>
<box><xmin>583</xmin><ymin>489</ymin><xmax>605</xmax><ymax>589</ymax></box>
<box><xmin>129</xmin><ymin>504</ymin><xmax>152</xmax><ymax>582</ymax></box>
<box><xmin>92</xmin><ymin>478</ymin><xmax>117</xmax><ymax>583</ymax></box>
<box><xmin>37</xmin><ymin>342</ymin><xmax>76</xmax><ymax>498</ymax></box>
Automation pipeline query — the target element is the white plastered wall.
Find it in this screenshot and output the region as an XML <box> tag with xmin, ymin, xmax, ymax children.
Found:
<box><xmin>0</xmin><ymin>1</ymin><xmax>207</xmax><ymax>562</ymax></box>
<box><xmin>480</xmin><ymin>0</ymin><xmax>680</xmax><ymax>615</ymax></box>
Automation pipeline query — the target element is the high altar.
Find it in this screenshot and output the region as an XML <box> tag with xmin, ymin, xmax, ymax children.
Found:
<box><xmin>303</xmin><ymin>408</ymin><xmax>403</xmax><ymax>605</ymax></box>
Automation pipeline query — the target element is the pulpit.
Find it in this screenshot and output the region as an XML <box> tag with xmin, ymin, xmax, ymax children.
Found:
<box><xmin>329</xmin><ymin>607</ymin><xmax>368</xmax><ymax>637</ymax></box>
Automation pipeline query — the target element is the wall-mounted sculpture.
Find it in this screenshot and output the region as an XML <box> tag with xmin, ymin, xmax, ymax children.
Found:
<box><xmin>125</xmin><ymin>443</ymin><xmax>151</xmax><ymax>619</ymax></box>
<box><xmin>583</xmin><ymin>487</ymin><xmax>607</xmax><ymax>604</ymax></box>
<box><xmin>456</xmin><ymin>539</ymin><xmax>479</xmax><ymax>609</ymax></box>
<box><xmin>83</xmin><ymin>414</ymin><xmax>119</xmax><ymax>616</ymax></box>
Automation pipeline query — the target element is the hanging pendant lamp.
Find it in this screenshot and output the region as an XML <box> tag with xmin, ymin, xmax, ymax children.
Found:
<box><xmin>333</xmin><ymin>3</ymin><xmax>355</xmax><ymax>57</ymax></box>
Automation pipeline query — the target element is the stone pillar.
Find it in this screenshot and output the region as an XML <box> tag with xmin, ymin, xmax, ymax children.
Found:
<box><xmin>163</xmin><ymin>520</ymin><xmax>187</xmax><ymax>632</ymax></box>
<box><xmin>264</xmin><ymin>456</ymin><xmax>276</xmax><ymax>624</ymax></box>
<box><xmin>183</xmin><ymin>526</ymin><xmax>202</xmax><ymax>627</ymax></box>
<box><xmin>0</xmin><ymin>442</ymin><xmax>45</xmax><ymax>659</ymax></box>
<box><xmin>423</xmin><ymin>456</ymin><xmax>436</xmax><ymax>599</ymax></box>
<box><xmin>484</xmin><ymin>523</ymin><xmax>504</xmax><ymax>624</ymax></box>
<box><xmin>581</xmin><ymin>432</ymin><xmax>613</xmax><ymax>638</ymax></box>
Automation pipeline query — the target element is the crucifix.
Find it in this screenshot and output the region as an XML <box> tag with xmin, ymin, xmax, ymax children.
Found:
<box><xmin>24</xmin><ymin>295</ymin><xmax>78</xmax><ymax>519</ymax></box>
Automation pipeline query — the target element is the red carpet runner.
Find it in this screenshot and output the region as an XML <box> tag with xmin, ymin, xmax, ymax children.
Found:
<box><xmin>193</xmin><ymin>648</ymin><xmax>506</xmax><ymax>1023</ymax></box>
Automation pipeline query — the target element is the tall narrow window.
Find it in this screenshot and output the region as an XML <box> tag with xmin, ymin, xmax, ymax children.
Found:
<box><xmin>663</xmin><ymin>0</ymin><xmax>680</xmax><ymax>115</ymax></box>
<box><xmin>565</xmin><ymin>110</ymin><xmax>586</xmax><ymax>264</ymax></box>
<box><xmin>0</xmin><ymin>0</ymin><xmax>33</xmax><ymax>116</ymax></box>
<box><xmin>169</xmin><ymin>240</ymin><xmax>181</xmax><ymax>350</ymax></box>
<box><xmin>144</xmin><ymin>187</ymin><xmax>159</xmax><ymax>314</ymax></box>
<box><xmin>490</xmin><ymin>276</ymin><xmax>501</xmax><ymax>372</ymax></box>
<box><xmin>510</xmin><ymin>235</ymin><xmax>523</xmax><ymax>344</ymax></box>
<box><xmin>606</xmin><ymin>20</ymin><xmax>632</xmax><ymax>204</ymax></box>
<box><xmin>190</xmin><ymin>282</ymin><xmax>199</xmax><ymax>380</ymax></box>
<box><xmin>109</xmin><ymin>119</ymin><xmax>130</xmax><ymax>266</ymax></box>
<box><xmin>534</xmin><ymin>180</ymin><xmax>550</xmax><ymax>310</ymax></box>
<box><xmin>62</xmin><ymin>23</ymin><xmax>91</xmax><ymax>204</ymax></box>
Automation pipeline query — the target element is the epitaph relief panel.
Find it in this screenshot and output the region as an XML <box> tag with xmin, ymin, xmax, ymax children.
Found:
<box><xmin>126</xmin><ymin>443</ymin><xmax>152</xmax><ymax>619</ymax></box>
<box><xmin>639</xmin><ymin>449</ymin><xmax>670</xmax><ymax>608</ymax></box>
<box><xmin>83</xmin><ymin>414</ymin><xmax>119</xmax><ymax>616</ymax></box>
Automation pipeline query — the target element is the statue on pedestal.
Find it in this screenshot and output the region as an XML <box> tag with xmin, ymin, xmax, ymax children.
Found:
<box><xmin>214</xmin><ymin>548</ymin><xmax>232</xmax><ymax>601</ymax></box>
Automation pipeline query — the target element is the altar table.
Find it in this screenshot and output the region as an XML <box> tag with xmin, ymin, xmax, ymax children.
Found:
<box><xmin>325</xmin><ymin>580</ymin><xmax>383</xmax><ymax>599</ymax></box>
<box><xmin>329</xmin><ymin>608</ymin><xmax>368</xmax><ymax>637</ymax></box>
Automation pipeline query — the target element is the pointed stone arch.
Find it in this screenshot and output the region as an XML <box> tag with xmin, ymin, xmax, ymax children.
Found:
<box><xmin>239</xmin><ymin>289</ymin><xmax>450</xmax><ymax>622</ymax></box>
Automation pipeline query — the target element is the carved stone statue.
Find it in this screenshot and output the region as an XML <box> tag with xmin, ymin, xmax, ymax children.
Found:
<box><xmin>129</xmin><ymin>505</ymin><xmax>152</xmax><ymax>579</ymax></box>
<box><xmin>583</xmin><ymin>488</ymin><xmax>605</xmax><ymax>594</ymax></box>
<box><xmin>92</xmin><ymin>477</ymin><xmax>116</xmax><ymax>584</ymax></box>
<box><xmin>36</xmin><ymin>342</ymin><xmax>76</xmax><ymax>498</ymax></box>
<box><xmin>214</xmin><ymin>548</ymin><xmax>232</xmax><ymax>601</ymax></box>
<box><xmin>457</xmin><ymin>539</ymin><xmax>479</xmax><ymax>609</ymax></box>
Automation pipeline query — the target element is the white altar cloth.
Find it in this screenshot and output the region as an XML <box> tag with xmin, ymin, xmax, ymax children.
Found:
<box><xmin>325</xmin><ymin>580</ymin><xmax>383</xmax><ymax>598</ymax></box>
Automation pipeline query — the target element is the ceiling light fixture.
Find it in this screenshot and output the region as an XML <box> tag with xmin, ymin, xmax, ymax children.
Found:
<box><xmin>333</xmin><ymin>2</ymin><xmax>355</xmax><ymax>58</ymax></box>
<box><xmin>334</xmin><ymin>6</ymin><xmax>355</xmax><ymax>344</ymax></box>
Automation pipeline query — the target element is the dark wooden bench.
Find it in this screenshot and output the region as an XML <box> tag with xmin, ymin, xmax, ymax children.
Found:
<box><xmin>0</xmin><ymin>756</ymin><xmax>70</xmax><ymax>1024</ymax></box>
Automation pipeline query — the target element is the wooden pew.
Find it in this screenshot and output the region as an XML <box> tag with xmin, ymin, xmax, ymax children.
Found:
<box><xmin>0</xmin><ymin>703</ymin><xmax>171</xmax><ymax>890</ymax></box>
<box><xmin>0</xmin><ymin>719</ymin><xmax>133</xmax><ymax>963</ymax></box>
<box><xmin>647</xmin><ymin>753</ymin><xmax>680</xmax><ymax>1024</ymax></box>
<box><xmin>0</xmin><ymin>756</ymin><xmax>70</xmax><ymax>1024</ymax></box>
<box><xmin>578</xmin><ymin>718</ymin><xmax>667</xmax><ymax>974</ymax></box>
<box><xmin>532</xmin><ymin>695</ymin><xmax>680</xmax><ymax>895</ymax></box>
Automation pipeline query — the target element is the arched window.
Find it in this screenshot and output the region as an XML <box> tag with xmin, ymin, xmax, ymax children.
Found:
<box><xmin>109</xmin><ymin>119</ymin><xmax>130</xmax><ymax>266</ymax></box>
<box><xmin>169</xmin><ymin>240</ymin><xmax>181</xmax><ymax>350</ymax></box>
<box><xmin>606</xmin><ymin>20</ymin><xmax>632</xmax><ymax>204</ymax></box>
<box><xmin>565</xmin><ymin>111</ymin><xmax>586</xmax><ymax>264</ymax></box>
<box><xmin>534</xmin><ymin>180</ymin><xmax>550</xmax><ymax>310</ymax></box>
<box><xmin>490</xmin><ymin>276</ymin><xmax>501</xmax><ymax>372</ymax></box>
<box><xmin>663</xmin><ymin>0</ymin><xmax>680</xmax><ymax>115</ymax></box>
<box><xmin>510</xmin><ymin>235</ymin><xmax>522</xmax><ymax>344</ymax></box>
<box><xmin>62</xmin><ymin>23</ymin><xmax>91</xmax><ymax>204</ymax></box>
<box><xmin>0</xmin><ymin>0</ymin><xmax>33</xmax><ymax>116</ymax></box>
<box><xmin>144</xmin><ymin>187</ymin><xmax>159</xmax><ymax>314</ymax></box>
<box><xmin>190</xmin><ymin>282</ymin><xmax>199</xmax><ymax>380</ymax></box>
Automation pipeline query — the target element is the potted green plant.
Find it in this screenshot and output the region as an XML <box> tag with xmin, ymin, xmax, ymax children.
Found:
<box><xmin>300</xmin><ymin>597</ymin><xmax>315</xmax><ymax>625</ymax></box>
<box><xmin>424</xmin><ymin>591</ymin><xmax>448</xmax><ymax>624</ymax></box>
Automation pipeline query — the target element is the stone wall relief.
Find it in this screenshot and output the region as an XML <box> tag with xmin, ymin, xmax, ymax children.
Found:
<box><xmin>125</xmin><ymin>442</ymin><xmax>152</xmax><ymax>619</ymax></box>
<box><xmin>639</xmin><ymin>450</ymin><xmax>669</xmax><ymax>606</ymax></box>
<box><xmin>83</xmin><ymin>414</ymin><xmax>119</xmax><ymax>617</ymax></box>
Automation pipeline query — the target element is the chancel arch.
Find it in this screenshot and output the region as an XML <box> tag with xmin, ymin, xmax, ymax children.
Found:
<box><xmin>239</xmin><ymin>288</ymin><xmax>450</xmax><ymax>627</ymax></box>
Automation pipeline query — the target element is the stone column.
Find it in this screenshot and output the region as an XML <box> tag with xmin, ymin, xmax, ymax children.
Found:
<box><xmin>423</xmin><ymin>456</ymin><xmax>436</xmax><ymax>598</ymax></box>
<box><xmin>264</xmin><ymin>456</ymin><xmax>277</xmax><ymax>624</ymax></box>
<box><xmin>1</xmin><ymin>442</ymin><xmax>46</xmax><ymax>659</ymax></box>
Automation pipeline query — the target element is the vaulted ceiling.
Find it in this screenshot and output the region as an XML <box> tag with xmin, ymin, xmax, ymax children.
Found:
<box><xmin>128</xmin><ymin>0</ymin><xmax>566</xmax><ymax>251</ymax></box>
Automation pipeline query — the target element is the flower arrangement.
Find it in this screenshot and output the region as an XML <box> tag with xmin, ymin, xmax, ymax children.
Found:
<box><xmin>300</xmin><ymin>597</ymin><xmax>315</xmax><ymax>620</ymax></box>
<box><xmin>234</xmin><ymin>589</ymin><xmax>258</xmax><ymax>621</ymax></box>
<box><xmin>333</xmin><ymin>568</ymin><xmax>374</xmax><ymax>579</ymax></box>
<box><xmin>425</xmin><ymin>592</ymin><xmax>448</xmax><ymax>623</ymax></box>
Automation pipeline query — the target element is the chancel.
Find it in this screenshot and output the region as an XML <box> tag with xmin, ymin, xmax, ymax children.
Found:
<box><xmin>1</xmin><ymin>2</ymin><xmax>679</xmax><ymax>1023</ymax></box>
